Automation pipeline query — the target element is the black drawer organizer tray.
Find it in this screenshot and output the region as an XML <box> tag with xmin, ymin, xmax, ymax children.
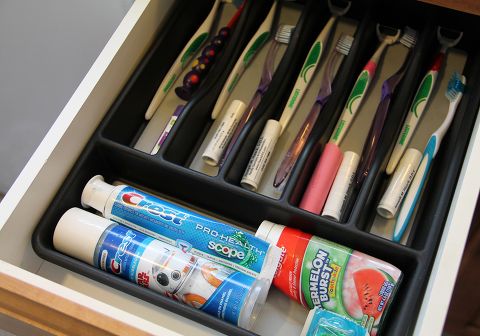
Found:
<box><xmin>32</xmin><ymin>0</ymin><xmax>480</xmax><ymax>335</ymax></box>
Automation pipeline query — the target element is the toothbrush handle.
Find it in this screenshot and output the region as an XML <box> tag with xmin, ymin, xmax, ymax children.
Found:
<box><xmin>219</xmin><ymin>90</ymin><xmax>264</xmax><ymax>166</ymax></box>
<box><xmin>300</xmin><ymin>143</ymin><xmax>344</xmax><ymax>214</ymax></box>
<box><xmin>278</xmin><ymin>18</ymin><xmax>334</xmax><ymax>131</ymax></box>
<box><xmin>386</xmin><ymin>68</ymin><xmax>439</xmax><ymax>175</ymax></box>
<box><xmin>144</xmin><ymin>0</ymin><xmax>222</xmax><ymax>120</ymax></box>
<box><xmin>274</xmin><ymin>101</ymin><xmax>324</xmax><ymax>188</ymax></box>
<box><xmin>393</xmin><ymin>137</ymin><xmax>435</xmax><ymax>242</ymax></box>
<box><xmin>175</xmin><ymin>3</ymin><xmax>245</xmax><ymax>101</ymax></box>
<box><xmin>356</xmin><ymin>92</ymin><xmax>392</xmax><ymax>185</ymax></box>
<box><xmin>211</xmin><ymin>2</ymin><xmax>277</xmax><ymax>120</ymax></box>
<box><xmin>211</xmin><ymin>31</ymin><xmax>271</xmax><ymax>120</ymax></box>
<box><xmin>330</xmin><ymin>62</ymin><xmax>376</xmax><ymax>145</ymax></box>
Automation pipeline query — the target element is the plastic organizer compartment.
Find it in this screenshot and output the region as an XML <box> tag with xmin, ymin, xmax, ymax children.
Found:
<box><xmin>32</xmin><ymin>0</ymin><xmax>480</xmax><ymax>336</ymax></box>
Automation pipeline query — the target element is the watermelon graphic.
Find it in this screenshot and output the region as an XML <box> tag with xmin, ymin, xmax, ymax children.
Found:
<box><xmin>353</xmin><ymin>268</ymin><xmax>389</xmax><ymax>321</ymax></box>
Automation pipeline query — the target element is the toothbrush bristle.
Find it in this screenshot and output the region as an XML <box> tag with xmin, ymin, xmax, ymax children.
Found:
<box><xmin>445</xmin><ymin>72</ymin><xmax>466</xmax><ymax>101</ymax></box>
<box><xmin>336</xmin><ymin>34</ymin><xmax>354</xmax><ymax>55</ymax></box>
<box><xmin>275</xmin><ymin>25</ymin><xmax>295</xmax><ymax>44</ymax></box>
<box><xmin>400</xmin><ymin>26</ymin><xmax>417</xmax><ymax>49</ymax></box>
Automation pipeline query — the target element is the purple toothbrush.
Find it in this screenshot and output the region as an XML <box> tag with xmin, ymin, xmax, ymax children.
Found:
<box><xmin>273</xmin><ymin>34</ymin><xmax>354</xmax><ymax>190</ymax></box>
<box><xmin>356</xmin><ymin>27</ymin><xmax>417</xmax><ymax>185</ymax></box>
<box><xmin>218</xmin><ymin>24</ymin><xmax>295</xmax><ymax>167</ymax></box>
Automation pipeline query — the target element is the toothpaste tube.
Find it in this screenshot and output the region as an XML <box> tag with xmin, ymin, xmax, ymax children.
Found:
<box><xmin>53</xmin><ymin>208</ymin><xmax>268</xmax><ymax>329</ymax></box>
<box><xmin>256</xmin><ymin>221</ymin><xmax>402</xmax><ymax>336</ymax></box>
<box><xmin>81</xmin><ymin>175</ymin><xmax>281</xmax><ymax>282</ymax></box>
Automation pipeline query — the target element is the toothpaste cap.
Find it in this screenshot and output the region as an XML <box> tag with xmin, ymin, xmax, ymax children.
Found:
<box><xmin>81</xmin><ymin>175</ymin><xmax>116</xmax><ymax>213</ymax></box>
<box><xmin>256</xmin><ymin>221</ymin><xmax>285</xmax><ymax>246</ymax></box>
<box><xmin>53</xmin><ymin>208</ymin><xmax>112</xmax><ymax>265</ymax></box>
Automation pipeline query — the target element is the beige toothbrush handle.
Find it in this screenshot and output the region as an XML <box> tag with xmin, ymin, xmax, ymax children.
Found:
<box><xmin>144</xmin><ymin>0</ymin><xmax>221</xmax><ymax>120</ymax></box>
<box><xmin>211</xmin><ymin>1</ymin><xmax>277</xmax><ymax>120</ymax></box>
<box><xmin>278</xmin><ymin>17</ymin><xmax>336</xmax><ymax>133</ymax></box>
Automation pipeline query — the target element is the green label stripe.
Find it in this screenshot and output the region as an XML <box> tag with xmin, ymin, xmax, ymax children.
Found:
<box><xmin>411</xmin><ymin>74</ymin><xmax>433</xmax><ymax>118</ymax></box>
<box><xmin>162</xmin><ymin>74</ymin><xmax>177</xmax><ymax>93</ymax></box>
<box><xmin>227</xmin><ymin>73</ymin><xmax>240</xmax><ymax>93</ymax></box>
<box><xmin>332</xmin><ymin>120</ymin><xmax>345</xmax><ymax>142</ymax></box>
<box><xmin>399</xmin><ymin>125</ymin><xmax>410</xmax><ymax>145</ymax></box>
<box><xmin>300</xmin><ymin>42</ymin><xmax>322</xmax><ymax>83</ymax></box>
<box><xmin>287</xmin><ymin>89</ymin><xmax>300</xmax><ymax>109</ymax></box>
<box><xmin>180</xmin><ymin>32</ymin><xmax>209</xmax><ymax>67</ymax></box>
<box><xmin>243</xmin><ymin>32</ymin><xmax>270</xmax><ymax>65</ymax></box>
<box><xmin>346</xmin><ymin>70</ymin><xmax>369</xmax><ymax>114</ymax></box>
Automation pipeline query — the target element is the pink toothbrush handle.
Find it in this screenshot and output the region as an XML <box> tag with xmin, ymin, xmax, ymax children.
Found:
<box><xmin>300</xmin><ymin>143</ymin><xmax>344</xmax><ymax>214</ymax></box>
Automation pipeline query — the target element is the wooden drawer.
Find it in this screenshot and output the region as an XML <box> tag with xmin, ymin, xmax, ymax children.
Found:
<box><xmin>1</xmin><ymin>0</ymin><xmax>479</xmax><ymax>335</ymax></box>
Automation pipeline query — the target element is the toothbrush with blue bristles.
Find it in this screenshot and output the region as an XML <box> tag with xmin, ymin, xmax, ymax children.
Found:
<box><xmin>393</xmin><ymin>72</ymin><xmax>466</xmax><ymax>243</ymax></box>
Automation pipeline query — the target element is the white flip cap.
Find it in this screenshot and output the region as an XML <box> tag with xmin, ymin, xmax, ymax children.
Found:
<box><xmin>377</xmin><ymin>148</ymin><xmax>422</xmax><ymax>219</ymax></box>
<box><xmin>81</xmin><ymin>175</ymin><xmax>116</xmax><ymax>213</ymax></box>
<box><xmin>202</xmin><ymin>100</ymin><xmax>246</xmax><ymax>166</ymax></box>
<box><xmin>322</xmin><ymin>151</ymin><xmax>359</xmax><ymax>221</ymax></box>
<box><xmin>53</xmin><ymin>208</ymin><xmax>112</xmax><ymax>265</ymax></box>
<box><xmin>256</xmin><ymin>221</ymin><xmax>285</xmax><ymax>246</ymax></box>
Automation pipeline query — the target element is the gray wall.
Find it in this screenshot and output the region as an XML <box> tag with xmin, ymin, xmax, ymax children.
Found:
<box><xmin>0</xmin><ymin>0</ymin><xmax>133</xmax><ymax>194</ymax></box>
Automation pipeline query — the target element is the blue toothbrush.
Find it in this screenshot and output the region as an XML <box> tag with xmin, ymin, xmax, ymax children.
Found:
<box><xmin>393</xmin><ymin>72</ymin><xmax>466</xmax><ymax>242</ymax></box>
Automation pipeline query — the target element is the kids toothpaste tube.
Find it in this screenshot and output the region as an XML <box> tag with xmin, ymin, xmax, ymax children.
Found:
<box><xmin>301</xmin><ymin>308</ymin><xmax>369</xmax><ymax>336</ymax></box>
<box><xmin>256</xmin><ymin>221</ymin><xmax>402</xmax><ymax>335</ymax></box>
<box><xmin>54</xmin><ymin>208</ymin><xmax>268</xmax><ymax>329</ymax></box>
<box><xmin>81</xmin><ymin>175</ymin><xmax>281</xmax><ymax>282</ymax></box>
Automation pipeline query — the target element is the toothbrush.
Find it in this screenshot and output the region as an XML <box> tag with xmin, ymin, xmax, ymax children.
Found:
<box><xmin>393</xmin><ymin>72</ymin><xmax>466</xmax><ymax>243</ymax></box>
<box><xmin>273</xmin><ymin>34</ymin><xmax>354</xmax><ymax>190</ymax></box>
<box><xmin>150</xmin><ymin>105</ymin><xmax>184</xmax><ymax>155</ymax></box>
<box><xmin>386</xmin><ymin>27</ymin><xmax>463</xmax><ymax>175</ymax></box>
<box><xmin>175</xmin><ymin>2</ymin><xmax>246</xmax><ymax>101</ymax></box>
<box><xmin>277</xmin><ymin>0</ymin><xmax>351</xmax><ymax>137</ymax></box>
<box><xmin>215</xmin><ymin>24</ymin><xmax>295</xmax><ymax>167</ymax></box>
<box><xmin>211</xmin><ymin>1</ymin><xmax>278</xmax><ymax>120</ymax></box>
<box><xmin>299</xmin><ymin>25</ymin><xmax>401</xmax><ymax>214</ymax></box>
<box><xmin>144</xmin><ymin>0</ymin><xmax>224</xmax><ymax>120</ymax></box>
<box><xmin>240</xmin><ymin>0</ymin><xmax>353</xmax><ymax>192</ymax></box>
<box><xmin>356</xmin><ymin>27</ymin><xmax>417</xmax><ymax>186</ymax></box>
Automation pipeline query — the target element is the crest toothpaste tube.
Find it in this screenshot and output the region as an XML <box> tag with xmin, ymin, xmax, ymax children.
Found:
<box><xmin>80</xmin><ymin>175</ymin><xmax>281</xmax><ymax>283</ymax></box>
<box><xmin>54</xmin><ymin>208</ymin><xmax>268</xmax><ymax>329</ymax></box>
<box><xmin>256</xmin><ymin>221</ymin><xmax>402</xmax><ymax>335</ymax></box>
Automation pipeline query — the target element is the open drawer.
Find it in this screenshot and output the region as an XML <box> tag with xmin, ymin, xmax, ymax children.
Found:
<box><xmin>1</xmin><ymin>0</ymin><xmax>480</xmax><ymax>335</ymax></box>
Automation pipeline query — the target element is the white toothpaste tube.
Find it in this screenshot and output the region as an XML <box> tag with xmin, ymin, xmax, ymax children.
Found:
<box><xmin>54</xmin><ymin>208</ymin><xmax>269</xmax><ymax>329</ymax></box>
<box><xmin>377</xmin><ymin>148</ymin><xmax>422</xmax><ymax>219</ymax></box>
<box><xmin>81</xmin><ymin>175</ymin><xmax>281</xmax><ymax>283</ymax></box>
<box><xmin>322</xmin><ymin>151</ymin><xmax>359</xmax><ymax>221</ymax></box>
<box><xmin>202</xmin><ymin>100</ymin><xmax>246</xmax><ymax>167</ymax></box>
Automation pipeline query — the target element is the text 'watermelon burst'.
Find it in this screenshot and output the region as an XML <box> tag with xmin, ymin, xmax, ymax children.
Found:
<box><xmin>256</xmin><ymin>222</ymin><xmax>402</xmax><ymax>336</ymax></box>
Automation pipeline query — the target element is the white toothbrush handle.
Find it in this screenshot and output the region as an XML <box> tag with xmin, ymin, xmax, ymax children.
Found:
<box><xmin>144</xmin><ymin>0</ymin><xmax>221</xmax><ymax>120</ymax></box>
<box><xmin>387</xmin><ymin>70</ymin><xmax>438</xmax><ymax>175</ymax></box>
<box><xmin>278</xmin><ymin>16</ymin><xmax>336</xmax><ymax>133</ymax></box>
<box><xmin>211</xmin><ymin>2</ymin><xmax>277</xmax><ymax>120</ymax></box>
<box><xmin>393</xmin><ymin>141</ymin><xmax>433</xmax><ymax>243</ymax></box>
<box><xmin>330</xmin><ymin>61</ymin><xmax>376</xmax><ymax>145</ymax></box>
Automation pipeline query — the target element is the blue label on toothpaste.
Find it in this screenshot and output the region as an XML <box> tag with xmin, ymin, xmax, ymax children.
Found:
<box><xmin>306</xmin><ymin>309</ymin><xmax>368</xmax><ymax>336</ymax></box>
<box><xmin>95</xmin><ymin>224</ymin><xmax>254</xmax><ymax>325</ymax></box>
<box><xmin>201</xmin><ymin>271</ymin><xmax>254</xmax><ymax>324</ymax></box>
<box><xmin>108</xmin><ymin>187</ymin><xmax>270</xmax><ymax>277</ymax></box>
<box><xmin>94</xmin><ymin>224</ymin><xmax>153</xmax><ymax>283</ymax></box>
